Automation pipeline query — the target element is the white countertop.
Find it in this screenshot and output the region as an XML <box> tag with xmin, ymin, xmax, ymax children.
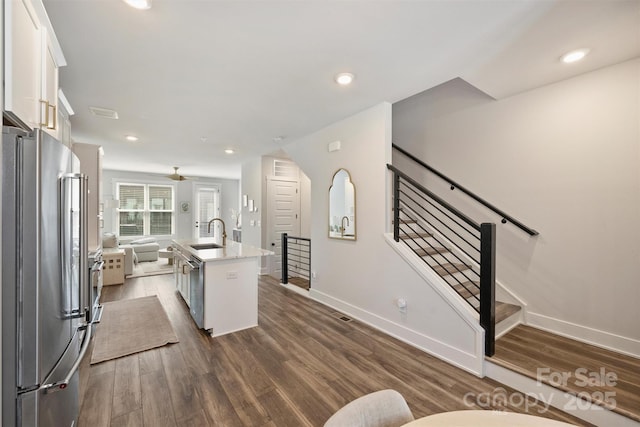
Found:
<box><xmin>172</xmin><ymin>238</ymin><xmax>273</xmax><ymax>262</ymax></box>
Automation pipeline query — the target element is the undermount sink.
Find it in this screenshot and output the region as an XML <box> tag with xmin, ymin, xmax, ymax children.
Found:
<box><xmin>189</xmin><ymin>243</ymin><xmax>224</xmax><ymax>250</ymax></box>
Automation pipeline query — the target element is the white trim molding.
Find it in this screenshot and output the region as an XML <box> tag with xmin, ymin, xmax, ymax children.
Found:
<box><xmin>527</xmin><ymin>311</ymin><xmax>640</xmax><ymax>358</ymax></box>
<box><xmin>309</xmin><ymin>288</ymin><xmax>485</xmax><ymax>376</ymax></box>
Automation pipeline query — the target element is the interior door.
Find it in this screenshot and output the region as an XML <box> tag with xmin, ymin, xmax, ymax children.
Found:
<box><xmin>193</xmin><ymin>186</ymin><xmax>221</xmax><ymax>239</ymax></box>
<box><xmin>267</xmin><ymin>178</ymin><xmax>300</xmax><ymax>280</ymax></box>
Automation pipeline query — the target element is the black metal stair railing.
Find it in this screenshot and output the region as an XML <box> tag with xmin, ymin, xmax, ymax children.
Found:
<box><xmin>388</xmin><ymin>164</ymin><xmax>496</xmax><ymax>356</ymax></box>
<box><xmin>281</xmin><ymin>233</ymin><xmax>311</xmax><ymax>290</ymax></box>
<box><xmin>393</xmin><ymin>143</ymin><xmax>538</xmax><ymax>236</ymax></box>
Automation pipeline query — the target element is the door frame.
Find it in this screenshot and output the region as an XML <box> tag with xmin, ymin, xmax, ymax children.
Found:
<box><xmin>192</xmin><ymin>183</ymin><xmax>222</xmax><ymax>239</ymax></box>
<box><xmin>265</xmin><ymin>176</ymin><xmax>301</xmax><ymax>279</ymax></box>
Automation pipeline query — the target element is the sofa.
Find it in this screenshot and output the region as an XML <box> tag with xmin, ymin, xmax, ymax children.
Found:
<box><xmin>102</xmin><ymin>233</ymin><xmax>160</xmax><ymax>276</ymax></box>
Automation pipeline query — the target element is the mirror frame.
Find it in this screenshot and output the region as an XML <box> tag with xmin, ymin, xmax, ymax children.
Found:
<box><xmin>328</xmin><ymin>168</ymin><xmax>356</xmax><ymax>241</ymax></box>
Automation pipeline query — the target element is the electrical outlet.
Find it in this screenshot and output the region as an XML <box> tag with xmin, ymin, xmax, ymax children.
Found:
<box><xmin>396</xmin><ymin>298</ymin><xmax>407</xmax><ymax>313</ymax></box>
<box><xmin>311</xmin><ymin>271</ymin><xmax>317</xmax><ymax>279</ymax></box>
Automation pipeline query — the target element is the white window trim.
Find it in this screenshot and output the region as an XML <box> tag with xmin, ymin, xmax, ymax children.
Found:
<box><xmin>114</xmin><ymin>179</ymin><xmax>176</xmax><ymax>239</ymax></box>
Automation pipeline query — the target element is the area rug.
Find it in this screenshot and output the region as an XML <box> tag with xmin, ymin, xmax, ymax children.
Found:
<box><xmin>90</xmin><ymin>295</ymin><xmax>179</xmax><ymax>364</ymax></box>
<box><xmin>128</xmin><ymin>259</ymin><xmax>173</xmax><ymax>278</ymax></box>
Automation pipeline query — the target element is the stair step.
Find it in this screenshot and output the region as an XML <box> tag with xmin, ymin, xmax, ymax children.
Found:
<box><xmin>412</xmin><ymin>246</ymin><xmax>448</xmax><ymax>257</ymax></box>
<box><xmin>495</xmin><ymin>302</ymin><xmax>521</xmax><ymax>323</ymax></box>
<box><xmin>453</xmin><ymin>281</ymin><xmax>479</xmax><ymax>298</ymax></box>
<box><xmin>400</xmin><ymin>231</ymin><xmax>432</xmax><ymax>240</ymax></box>
<box><xmin>432</xmin><ymin>262</ymin><xmax>469</xmax><ymax>277</ymax></box>
<box><xmin>393</xmin><ymin>218</ymin><xmax>417</xmax><ymax>224</ymax></box>
<box><xmin>489</xmin><ymin>325</ymin><xmax>640</xmax><ymax>423</ymax></box>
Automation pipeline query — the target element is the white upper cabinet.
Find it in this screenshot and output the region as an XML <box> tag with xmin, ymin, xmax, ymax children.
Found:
<box><xmin>4</xmin><ymin>0</ymin><xmax>42</xmax><ymax>130</ymax></box>
<box><xmin>4</xmin><ymin>0</ymin><xmax>66</xmax><ymax>134</ymax></box>
<box><xmin>41</xmin><ymin>27</ymin><xmax>60</xmax><ymax>136</ymax></box>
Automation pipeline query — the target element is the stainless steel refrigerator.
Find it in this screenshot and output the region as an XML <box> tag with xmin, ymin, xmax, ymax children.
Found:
<box><xmin>2</xmin><ymin>126</ymin><xmax>93</xmax><ymax>427</ymax></box>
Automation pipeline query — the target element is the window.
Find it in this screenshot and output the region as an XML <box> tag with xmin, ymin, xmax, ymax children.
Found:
<box><xmin>117</xmin><ymin>183</ymin><xmax>174</xmax><ymax>237</ymax></box>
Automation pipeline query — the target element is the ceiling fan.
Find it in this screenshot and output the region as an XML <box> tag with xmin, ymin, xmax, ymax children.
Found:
<box><xmin>167</xmin><ymin>166</ymin><xmax>188</xmax><ymax>181</ymax></box>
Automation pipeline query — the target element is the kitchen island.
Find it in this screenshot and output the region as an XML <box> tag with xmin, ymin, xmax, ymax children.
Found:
<box><xmin>172</xmin><ymin>238</ymin><xmax>273</xmax><ymax>337</ymax></box>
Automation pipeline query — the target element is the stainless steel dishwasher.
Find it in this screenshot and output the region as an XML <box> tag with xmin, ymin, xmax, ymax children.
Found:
<box><xmin>189</xmin><ymin>256</ymin><xmax>205</xmax><ymax>329</ymax></box>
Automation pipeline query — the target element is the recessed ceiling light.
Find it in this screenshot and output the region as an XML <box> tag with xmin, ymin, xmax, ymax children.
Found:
<box><xmin>123</xmin><ymin>0</ymin><xmax>152</xmax><ymax>9</ymax></box>
<box><xmin>561</xmin><ymin>48</ymin><xmax>590</xmax><ymax>64</ymax></box>
<box><xmin>335</xmin><ymin>72</ymin><xmax>355</xmax><ymax>86</ymax></box>
<box><xmin>125</xmin><ymin>135</ymin><xmax>139</xmax><ymax>142</ymax></box>
<box><xmin>224</xmin><ymin>149</ymin><xmax>234</xmax><ymax>154</ymax></box>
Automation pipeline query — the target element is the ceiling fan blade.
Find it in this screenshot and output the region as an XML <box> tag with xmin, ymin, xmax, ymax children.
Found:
<box><xmin>167</xmin><ymin>166</ymin><xmax>188</xmax><ymax>181</ymax></box>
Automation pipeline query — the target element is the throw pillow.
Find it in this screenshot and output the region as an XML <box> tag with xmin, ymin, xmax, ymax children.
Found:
<box><xmin>102</xmin><ymin>233</ymin><xmax>118</xmax><ymax>248</ymax></box>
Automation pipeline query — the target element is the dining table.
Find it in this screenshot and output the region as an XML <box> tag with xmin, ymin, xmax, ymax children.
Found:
<box><xmin>401</xmin><ymin>410</ymin><xmax>578</xmax><ymax>426</ymax></box>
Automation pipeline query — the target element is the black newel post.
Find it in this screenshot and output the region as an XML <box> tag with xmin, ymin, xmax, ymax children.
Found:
<box><xmin>480</xmin><ymin>223</ymin><xmax>496</xmax><ymax>356</ymax></box>
<box><xmin>393</xmin><ymin>172</ymin><xmax>400</xmax><ymax>242</ymax></box>
<box><xmin>281</xmin><ymin>233</ymin><xmax>288</xmax><ymax>284</ymax></box>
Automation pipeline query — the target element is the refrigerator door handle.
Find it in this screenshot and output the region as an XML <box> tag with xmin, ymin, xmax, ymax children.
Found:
<box><xmin>40</xmin><ymin>324</ymin><xmax>92</xmax><ymax>394</ymax></box>
<box><xmin>61</xmin><ymin>173</ymin><xmax>89</xmax><ymax>322</ymax></box>
<box><xmin>91</xmin><ymin>260</ymin><xmax>105</xmax><ymax>272</ymax></box>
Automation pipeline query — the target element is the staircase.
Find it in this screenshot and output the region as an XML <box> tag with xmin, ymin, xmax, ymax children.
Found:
<box><xmin>396</xmin><ymin>209</ymin><xmax>521</xmax><ymax>322</ymax></box>
<box><xmin>389</xmin><ymin>145</ymin><xmax>639</xmax><ymax>426</ymax></box>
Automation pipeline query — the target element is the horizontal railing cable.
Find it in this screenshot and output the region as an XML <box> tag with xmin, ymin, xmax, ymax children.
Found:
<box><xmin>387</xmin><ymin>164</ymin><xmax>481</xmax><ymax>231</ymax></box>
<box><xmin>281</xmin><ymin>234</ymin><xmax>311</xmax><ymax>290</ymax></box>
<box><xmin>389</xmin><ymin>162</ymin><xmax>496</xmax><ymax>356</ymax></box>
<box><xmin>398</xmin><ymin>215</ymin><xmax>481</xmax><ymax>307</ymax></box>
<box><xmin>392</xmin><ymin>144</ymin><xmax>538</xmax><ymax>236</ymax></box>
<box><xmin>398</xmin><ymin>199</ymin><xmax>480</xmax><ymax>265</ymax></box>
<box><xmin>397</xmin><ymin>222</ymin><xmax>481</xmax><ymax>308</ymax></box>
<box><xmin>399</xmin><ymin>186</ymin><xmax>481</xmax><ymax>258</ymax></box>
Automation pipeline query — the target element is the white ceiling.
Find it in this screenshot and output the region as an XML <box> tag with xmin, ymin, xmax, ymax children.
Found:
<box><xmin>43</xmin><ymin>0</ymin><xmax>640</xmax><ymax>180</ymax></box>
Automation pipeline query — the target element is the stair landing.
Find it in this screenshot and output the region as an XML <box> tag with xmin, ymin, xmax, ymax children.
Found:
<box><xmin>488</xmin><ymin>325</ymin><xmax>640</xmax><ymax>423</ymax></box>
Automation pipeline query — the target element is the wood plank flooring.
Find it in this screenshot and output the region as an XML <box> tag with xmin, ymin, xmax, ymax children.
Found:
<box><xmin>490</xmin><ymin>325</ymin><xmax>640</xmax><ymax>422</ymax></box>
<box><xmin>79</xmin><ymin>274</ymin><xmax>593</xmax><ymax>426</ymax></box>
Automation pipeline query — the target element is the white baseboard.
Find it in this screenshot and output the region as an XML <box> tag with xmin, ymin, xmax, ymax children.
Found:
<box><xmin>527</xmin><ymin>312</ymin><xmax>640</xmax><ymax>358</ymax></box>
<box><xmin>485</xmin><ymin>361</ymin><xmax>640</xmax><ymax>427</ymax></box>
<box><xmin>308</xmin><ymin>288</ymin><xmax>484</xmax><ymax>376</ymax></box>
<box><xmin>278</xmin><ymin>281</ymin><xmax>310</xmax><ymax>297</ymax></box>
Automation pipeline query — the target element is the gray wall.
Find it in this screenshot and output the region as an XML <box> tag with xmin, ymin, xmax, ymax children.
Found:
<box><xmin>392</xmin><ymin>59</ymin><xmax>640</xmax><ymax>355</ymax></box>
<box><xmin>284</xmin><ymin>102</ymin><xmax>486</xmax><ymax>374</ymax></box>
<box><xmin>103</xmin><ymin>169</ymin><xmax>239</xmax><ymax>249</ymax></box>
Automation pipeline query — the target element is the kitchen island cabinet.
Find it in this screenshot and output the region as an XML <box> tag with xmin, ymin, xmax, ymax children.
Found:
<box><xmin>172</xmin><ymin>238</ymin><xmax>272</xmax><ymax>337</ymax></box>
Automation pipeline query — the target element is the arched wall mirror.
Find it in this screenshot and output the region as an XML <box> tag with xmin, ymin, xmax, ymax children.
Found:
<box><xmin>329</xmin><ymin>168</ymin><xmax>356</xmax><ymax>240</ymax></box>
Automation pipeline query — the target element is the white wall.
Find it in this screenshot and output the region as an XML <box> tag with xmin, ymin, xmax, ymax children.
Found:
<box><xmin>241</xmin><ymin>155</ymin><xmax>312</xmax><ymax>273</ymax></box>
<box><xmin>240</xmin><ymin>157</ymin><xmax>263</xmax><ymax>248</ymax></box>
<box><xmin>393</xmin><ymin>59</ymin><xmax>640</xmax><ymax>355</ymax></box>
<box><xmin>102</xmin><ymin>169</ymin><xmax>239</xmax><ymax>248</ymax></box>
<box><xmin>284</xmin><ymin>102</ymin><xmax>485</xmax><ymax>374</ymax></box>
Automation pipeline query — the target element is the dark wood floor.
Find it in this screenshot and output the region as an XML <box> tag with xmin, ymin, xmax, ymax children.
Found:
<box><xmin>491</xmin><ymin>324</ymin><xmax>640</xmax><ymax>423</ymax></box>
<box><xmin>78</xmin><ymin>274</ymin><xmax>592</xmax><ymax>426</ymax></box>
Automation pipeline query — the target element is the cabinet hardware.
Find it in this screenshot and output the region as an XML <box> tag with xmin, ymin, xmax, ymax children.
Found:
<box><xmin>40</xmin><ymin>99</ymin><xmax>49</xmax><ymax>127</ymax></box>
<box><xmin>48</xmin><ymin>103</ymin><xmax>57</xmax><ymax>130</ymax></box>
<box><xmin>39</xmin><ymin>100</ymin><xmax>57</xmax><ymax>130</ymax></box>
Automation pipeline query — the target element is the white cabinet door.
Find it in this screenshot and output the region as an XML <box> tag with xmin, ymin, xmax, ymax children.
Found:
<box><xmin>41</xmin><ymin>28</ymin><xmax>59</xmax><ymax>137</ymax></box>
<box><xmin>4</xmin><ymin>0</ymin><xmax>42</xmax><ymax>130</ymax></box>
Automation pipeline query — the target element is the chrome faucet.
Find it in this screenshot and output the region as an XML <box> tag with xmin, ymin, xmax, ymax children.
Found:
<box><xmin>341</xmin><ymin>216</ymin><xmax>350</xmax><ymax>237</ymax></box>
<box><xmin>207</xmin><ymin>218</ymin><xmax>227</xmax><ymax>246</ymax></box>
